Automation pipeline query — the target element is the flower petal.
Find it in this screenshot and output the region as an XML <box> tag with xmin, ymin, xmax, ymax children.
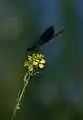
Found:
<box><xmin>33</xmin><ymin>61</ymin><xmax>38</xmax><ymax>65</ymax></box>
<box><xmin>40</xmin><ymin>59</ymin><xmax>45</xmax><ymax>64</ymax></box>
<box><xmin>39</xmin><ymin>64</ymin><xmax>44</xmax><ymax>68</ymax></box>
<box><xmin>28</xmin><ymin>65</ymin><xmax>33</xmax><ymax>71</ymax></box>
<box><xmin>24</xmin><ymin>61</ymin><xmax>28</xmax><ymax>67</ymax></box>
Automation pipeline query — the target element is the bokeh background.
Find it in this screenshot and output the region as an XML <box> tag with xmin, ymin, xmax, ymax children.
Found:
<box><xmin>0</xmin><ymin>0</ymin><xmax>83</xmax><ymax>120</ymax></box>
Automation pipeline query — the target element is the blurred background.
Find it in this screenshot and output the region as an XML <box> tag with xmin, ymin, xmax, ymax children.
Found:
<box><xmin>0</xmin><ymin>0</ymin><xmax>83</xmax><ymax>120</ymax></box>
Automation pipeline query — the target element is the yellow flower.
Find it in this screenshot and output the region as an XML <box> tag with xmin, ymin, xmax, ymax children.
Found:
<box><xmin>40</xmin><ymin>59</ymin><xmax>45</xmax><ymax>64</ymax></box>
<box><xmin>28</xmin><ymin>65</ymin><xmax>33</xmax><ymax>71</ymax></box>
<box><xmin>28</xmin><ymin>55</ymin><xmax>32</xmax><ymax>60</ymax></box>
<box><xmin>33</xmin><ymin>61</ymin><xmax>38</xmax><ymax>65</ymax></box>
<box><xmin>24</xmin><ymin>52</ymin><xmax>45</xmax><ymax>75</ymax></box>
<box><xmin>38</xmin><ymin>59</ymin><xmax>45</xmax><ymax>68</ymax></box>
<box><xmin>37</xmin><ymin>53</ymin><xmax>44</xmax><ymax>59</ymax></box>
<box><xmin>24</xmin><ymin>60</ymin><xmax>28</xmax><ymax>67</ymax></box>
<box><xmin>39</xmin><ymin>64</ymin><xmax>44</xmax><ymax>68</ymax></box>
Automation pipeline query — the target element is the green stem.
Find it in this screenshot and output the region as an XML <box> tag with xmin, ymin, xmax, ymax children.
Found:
<box><xmin>11</xmin><ymin>73</ymin><xmax>30</xmax><ymax>120</ymax></box>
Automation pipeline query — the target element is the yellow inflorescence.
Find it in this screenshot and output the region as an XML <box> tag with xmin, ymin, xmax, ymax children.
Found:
<box><xmin>24</xmin><ymin>52</ymin><xmax>45</xmax><ymax>75</ymax></box>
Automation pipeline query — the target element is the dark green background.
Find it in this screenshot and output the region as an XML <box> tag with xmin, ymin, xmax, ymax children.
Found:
<box><xmin>0</xmin><ymin>0</ymin><xmax>83</xmax><ymax>120</ymax></box>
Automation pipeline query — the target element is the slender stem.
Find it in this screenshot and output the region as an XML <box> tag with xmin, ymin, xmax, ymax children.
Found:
<box><xmin>11</xmin><ymin>73</ymin><xmax>30</xmax><ymax>120</ymax></box>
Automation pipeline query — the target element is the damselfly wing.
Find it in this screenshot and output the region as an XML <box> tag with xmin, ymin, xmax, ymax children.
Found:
<box><xmin>27</xmin><ymin>26</ymin><xmax>64</xmax><ymax>52</ymax></box>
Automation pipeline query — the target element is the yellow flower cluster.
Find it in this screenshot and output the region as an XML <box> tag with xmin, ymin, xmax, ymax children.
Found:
<box><xmin>24</xmin><ymin>52</ymin><xmax>45</xmax><ymax>75</ymax></box>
